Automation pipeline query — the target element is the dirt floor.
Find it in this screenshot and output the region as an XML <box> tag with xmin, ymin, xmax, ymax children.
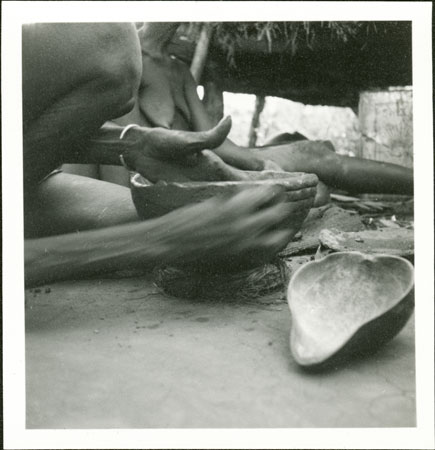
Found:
<box><xmin>26</xmin><ymin>272</ymin><xmax>415</xmax><ymax>429</ymax></box>
<box><xmin>25</xmin><ymin>196</ymin><xmax>415</xmax><ymax>429</ymax></box>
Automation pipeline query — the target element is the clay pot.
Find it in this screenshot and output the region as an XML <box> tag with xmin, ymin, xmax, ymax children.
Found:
<box><xmin>131</xmin><ymin>172</ymin><xmax>317</xmax><ymax>231</ymax></box>
<box><xmin>130</xmin><ymin>172</ymin><xmax>318</xmax><ymax>272</ymax></box>
<box><xmin>287</xmin><ymin>251</ymin><xmax>414</xmax><ymax>370</ymax></box>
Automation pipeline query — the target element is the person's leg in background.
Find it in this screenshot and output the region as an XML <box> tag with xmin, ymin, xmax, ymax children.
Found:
<box><xmin>255</xmin><ymin>138</ymin><xmax>413</xmax><ymax>195</ymax></box>
<box><xmin>258</xmin><ymin>132</ymin><xmax>331</xmax><ymax>205</ymax></box>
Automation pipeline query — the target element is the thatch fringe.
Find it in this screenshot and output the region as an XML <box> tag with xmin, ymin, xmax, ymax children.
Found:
<box><xmin>180</xmin><ymin>21</ymin><xmax>398</xmax><ymax>66</ymax></box>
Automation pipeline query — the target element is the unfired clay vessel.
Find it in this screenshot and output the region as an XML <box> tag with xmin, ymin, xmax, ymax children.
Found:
<box><xmin>130</xmin><ymin>172</ymin><xmax>318</xmax><ymax>272</ymax></box>
<box><xmin>131</xmin><ymin>172</ymin><xmax>318</xmax><ymax>231</ymax></box>
<box><xmin>131</xmin><ymin>172</ymin><xmax>318</xmax><ymax>217</ymax></box>
<box><xmin>287</xmin><ymin>251</ymin><xmax>414</xmax><ymax>370</ymax></box>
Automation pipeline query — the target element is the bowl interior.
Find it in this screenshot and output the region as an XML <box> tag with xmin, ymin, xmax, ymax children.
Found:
<box><xmin>287</xmin><ymin>252</ymin><xmax>414</xmax><ymax>363</ymax></box>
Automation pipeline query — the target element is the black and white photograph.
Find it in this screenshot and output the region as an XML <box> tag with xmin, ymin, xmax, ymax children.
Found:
<box><xmin>2</xmin><ymin>1</ymin><xmax>434</xmax><ymax>449</ymax></box>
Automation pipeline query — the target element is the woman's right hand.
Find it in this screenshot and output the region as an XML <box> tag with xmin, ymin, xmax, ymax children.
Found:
<box><xmin>133</xmin><ymin>184</ymin><xmax>305</xmax><ymax>272</ymax></box>
<box><xmin>24</xmin><ymin>184</ymin><xmax>306</xmax><ymax>287</ymax></box>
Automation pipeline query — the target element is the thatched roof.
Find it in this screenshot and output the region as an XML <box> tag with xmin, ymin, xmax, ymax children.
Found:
<box><xmin>182</xmin><ymin>22</ymin><xmax>398</xmax><ymax>65</ymax></box>
<box><xmin>170</xmin><ymin>21</ymin><xmax>412</xmax><ymax>108</ymax></box>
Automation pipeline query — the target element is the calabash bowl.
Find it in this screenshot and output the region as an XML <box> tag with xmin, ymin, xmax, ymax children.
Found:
<box><xmin>287</xmin><ymin>251</ymin><xmax>415</xmax><ymax>370</ymax></box>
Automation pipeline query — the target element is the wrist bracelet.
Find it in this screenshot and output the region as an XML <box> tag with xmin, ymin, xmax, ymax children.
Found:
<box><xmin>119</xmin><ymin>154</ymin><xmax>131</xmax><ymax>170</ymax></box>
<box><xmin>119</xmin><ymin>124</ymin><xmax>141</xmax><ymax>169</ymax></box>
<box><xmin>119</xmin><ymin>123</ymin><xmax>141</xmax><ymax>140</ymax></box>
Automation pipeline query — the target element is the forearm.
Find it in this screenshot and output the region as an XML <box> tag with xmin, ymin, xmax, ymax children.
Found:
<box><xmin>25</xmin><ymin>218</ymin><xmax>170</xmax><ymax>287</ymax></box>
<box><xmin>65</xmin><ymin>121</ymin><xmax>144</xmax><ymax>165</ymax></box>
<box><xmin>25</xmin><ymin>184</ymin><xmax>302</xmax><ymax>287</ymax></box>
<box><xmin>26</xmin><ymin>224</ymin><xmax>141</xmax><ymax>287</ymax></box>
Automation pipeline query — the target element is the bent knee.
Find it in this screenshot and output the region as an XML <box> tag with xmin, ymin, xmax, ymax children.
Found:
<box><xmin>309</xmin><ymin>141</ymin><xmax>338</xmax><ymax>166</ymax></box>
<box><xmin>310</xmin><ymin>141</ymin><xmax>340</xmax><ymax>170</ymax></box>
<box><xmin>312</xmin><ymin>140</ymin><xmax>336</xmax><ymax>154</ymax></box>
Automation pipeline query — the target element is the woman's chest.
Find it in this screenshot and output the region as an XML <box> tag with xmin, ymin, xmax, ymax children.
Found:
<box><xmin>136</xmin><ymin>55</ymin><xmax>192</xmax><ymax>129</ymax></box>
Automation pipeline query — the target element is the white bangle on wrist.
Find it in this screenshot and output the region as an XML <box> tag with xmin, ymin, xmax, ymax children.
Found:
<box><xmin>119</xmin><ymin>154</ymin><xmax>130</xmax><ymax>170</ymax></box>
<box><xmin>119</xmin><ymin>123</ymin><xmax>141</xmax><ymax>140</ymax></box>
<box><xmin>119</xmin><ymin>124</ymin><xmax>141</xmax><ymax>169</ymax></box>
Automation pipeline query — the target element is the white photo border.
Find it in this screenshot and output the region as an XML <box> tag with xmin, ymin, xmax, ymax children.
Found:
<box><xmin>2</xmin><ymin>1</ymin><xmax>434</xmax><ymax>449</ymax></box>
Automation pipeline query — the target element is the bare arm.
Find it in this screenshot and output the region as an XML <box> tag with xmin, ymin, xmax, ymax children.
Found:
<box><xmin>25</xmin><ymin>185</ymin><xmax>295</xmax><ymax>287</ymax></box>
<box><xmin>69</xmin><ymin>116</ymin><xmax>263</xmax><ymax>183</ymax></box>
<box><xmin>67</xmin><ymin>121</ymin><xmax>140</xmax><ymax>165</ymax></box>
<box><xmin>66</xmin><ymin>116</ymin><xmax>233</xmax><ymax>166</ymax></box>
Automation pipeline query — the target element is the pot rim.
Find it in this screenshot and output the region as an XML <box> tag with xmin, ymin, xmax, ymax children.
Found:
<box><xmin>130</xmin><ymin>172</ymin><xmax>318</xmax><ymax>189</ymax></box>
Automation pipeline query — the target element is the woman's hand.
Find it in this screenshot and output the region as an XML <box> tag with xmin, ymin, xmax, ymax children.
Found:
<box><xmin>133</xmin><ymin>184</ymin><xmax>298</xmax><ymax>271</ymax></box>
<box><xmin>138</xmin><ymin>116</ymin><xmax>233</xmax><ymax>160</ymax></box>
<box><xmin>122</xmin><ymin>117</ymin><xmax>293</xmax><ymax>183</ymax></box>
<box><xmin>25</xmin><ymin>184</ymin><xmax>301</xmax><ymax>286</ymax></box>
<box><xmin>123</xmin><ymin>116</ymin><xmax>265</xmax><ymax>183</ymax></box>
<box><xmin>263</xmin><ymin>159</ymin><xmax>284</xmax><ymax>171</ymax></box>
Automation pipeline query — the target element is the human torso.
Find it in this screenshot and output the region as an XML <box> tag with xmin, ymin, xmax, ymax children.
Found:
<box><xmin>114</xmin><ymin>53</ymin><xmax>192</xmax><ymax>131</ymax></box>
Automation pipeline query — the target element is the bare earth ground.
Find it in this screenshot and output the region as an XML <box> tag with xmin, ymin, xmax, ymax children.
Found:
<box><xmin>26</xmin><ymin>198</ymin><xmax>415</xmax><ymax>428</ymax></box>
<box><xmin>26</xmin><ymin>275</ymin><xmax>415</xmax><ymax>429</ymax></box>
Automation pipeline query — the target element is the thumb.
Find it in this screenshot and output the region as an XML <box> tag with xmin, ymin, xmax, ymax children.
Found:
<box><xmin>149</xmin><ymin>116</ymin><xmax>232</xmax><ymax>159</ymax></box>
<box><xmin>199</xmin><ymin>116</ymin><xmax>232</xmax><ymax>150</ymax></box>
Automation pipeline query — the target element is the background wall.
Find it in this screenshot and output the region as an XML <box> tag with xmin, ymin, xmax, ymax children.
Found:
<box><xmin>224</xmin><ymin>93</ymin><xmax>361</xmax><ymax>156</ymax></box>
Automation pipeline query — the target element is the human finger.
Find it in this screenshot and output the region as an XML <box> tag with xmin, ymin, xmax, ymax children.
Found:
<box><xmin>282</xmin><ymin>186</ymin><xmax>317</xmax><ymax>202</ymax></box>
<box><xmin>236</xmin><ymin>200</ymin><xmax>300</xmax><ymax>235</ymax></box>
<box><xmin>124</xmin><ymin>152</ymin><xmax>192</xmax><ymax>183</ymax></box>
<box><xmin>147</xmin><ymin>116</ymin><xmax>232</xmax><ymax>159</ymax></box>
<box><xmin>259</xmin><ymin>229</ymin><xmax>294</xmax><ymax>249</ymax></box>
<box><xmin>247</xmin><ymin>172</ymin><xmax>319</xmax><ymax>190</ymax></box>
<box><xmin>263</xmin><ymin>159</ymin><xmax>283</xmax><ymax>171</ymax></box>
<box><xmin>225</xmin><ymin>229</ymin><xmax>293</xmax><ymax>270</ymax></box>
<box><xmin>225</xmin><ymin>185</ymin><xmax>287</xmax><ymax>214</ymax></box>
<box><xmin>196</xmin><ymin>150</ymin><xmax>248</xmax><ymax>181</ymax></box>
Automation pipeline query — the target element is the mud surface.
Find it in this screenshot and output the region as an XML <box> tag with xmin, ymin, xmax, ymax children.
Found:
<box><xmin>280</xmin><ymin>205</ymin><xmax>366</xmax><ymax>256</ymax></box>
<box><xmin>319</xmin><ymin>228</ymin><xmax>414</xmax><ymax>256</ymax></box>
<box><xmin>26</xmin><ymin>275</ymin><xmax>415</xmax><ymax>428</ymax></box>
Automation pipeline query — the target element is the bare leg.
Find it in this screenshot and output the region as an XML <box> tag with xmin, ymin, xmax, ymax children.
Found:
<box><xmin>24</xmin><ymin>173</ymin><xmax>139</xmax><ymax>238</ymax></box>
<box><xmin>61</xmin><ymin>163</ymin><xmax>100</xmax><ymax>179</ymax></box>
<box><xmin>258</xmin><ymin>133</ymin><xmax>330</xmax><ymax>205</ymax></box>
<box><xmin>254</xmin><ymin>140</ymin><xmax>413</xmax><ymax>194</ymax></box>
<box><xmin>98</xmin><ymin>165</ymin><xmax>130</xmax><ymax>187</ymax></box>
<box><xmin>261</xmin><ymin>132</ymin><xmax>308</xmax><ymax>146</ymax></box>
<box><xmin>331</xmin><ymin>154</ymin><xmax>413</xmax><ymax>194</ymax></box>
